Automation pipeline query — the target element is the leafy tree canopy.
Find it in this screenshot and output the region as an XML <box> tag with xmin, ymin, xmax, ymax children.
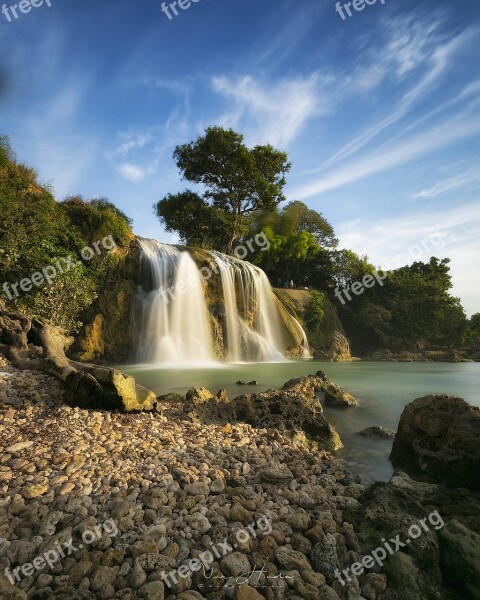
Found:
<box><xmin>156</xmin><ymin>126</ymin><xmax>291</xmax><ymax>253</ymax></box>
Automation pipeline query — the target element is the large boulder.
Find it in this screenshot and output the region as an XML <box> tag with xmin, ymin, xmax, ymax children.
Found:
<box><xmin>390</xmin><ymin>395</ymin><xmax>480</xmax><ymax>490</ymax></box>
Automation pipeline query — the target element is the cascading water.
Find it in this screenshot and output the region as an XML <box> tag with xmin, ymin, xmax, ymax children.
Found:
<box><xmin>136</xmin><ymin>239</ymin><xmax>215</xmax><ymax>365</ymax></box>
<box><xmin>211</xmin><ymin>252</ymin><xmax>295</xmax><ymax>362</ymax></box>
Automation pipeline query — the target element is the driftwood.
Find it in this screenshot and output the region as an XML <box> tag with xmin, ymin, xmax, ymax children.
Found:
<box><xmin>0</xmin><ymin>301</ymin><xmax>156</xmax><ymax>411</ymax></box>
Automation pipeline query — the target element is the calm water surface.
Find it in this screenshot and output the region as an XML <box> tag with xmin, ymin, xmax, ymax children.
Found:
<box><xmin>121</xmin><ymin>361</ymin><xmax>480</xmax><ymax>484</ymax></box>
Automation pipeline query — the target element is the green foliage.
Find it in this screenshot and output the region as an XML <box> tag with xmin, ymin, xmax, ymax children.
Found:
<box><xmin>0</xmin><ymin>137</ymin><xmax>134</xmax><ymax>332</ymax></box>
<box><xmin>0</xmin><ymin>135</ymin><xmax>13</xmax><ymax>167</ymax></box>
<box><xmin>337</xmin><ymin>258</ymin><xmax>468</xmax><ymax>353</ymax></box>
<box><xmin>60</xmin><ymin>196</ymin><xmax>133</xmax><ymax>246</ymax></box>
<box><xmin>158</xmin><ymin>126</ymin><xmax>291</xmax><ymax>252</ymax></box>
<box><xmin>248</xmin><ymin>206</ymin><xmax>337</xmax><ymax>289</ymax></box>
<box><xmin>332</xmin><ymin>249</ymin><xmax>375</xmax><ymax>288</ymax></box>
<box><xmin>154</xmin><ymin>190</ymin><xmax>226</xmax><ymax>248</ymax></box>
<box><xmin>279</xmin><ymin>201</ymin><xmax>338</xmax><ymax>248</ymax></box>
<box><xmin>464</xmin><ymin>313</ymin><xmax>480</xmax><ymax>345</ymax></box>
<box><xmin>13</xmin><ymin>265</ymin><xmax>98</xmax><ymax>331</ymax></box>
<box><xmin>305</xmin><ymin>291</ymin><xmax>326</xmax><ymax>330</ymax></box>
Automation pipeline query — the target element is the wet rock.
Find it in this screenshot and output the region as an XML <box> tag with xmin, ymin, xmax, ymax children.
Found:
<box><xmin>358</xmin><ymin>427</ymin><xmax>395</xmax><ymax>439</ymax></box>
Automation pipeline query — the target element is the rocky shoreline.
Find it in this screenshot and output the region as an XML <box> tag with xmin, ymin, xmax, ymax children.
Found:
<box><xmin>1</xmin><ymin>355</ymin><xmax>479</xmax><ymax>600</ymax></box>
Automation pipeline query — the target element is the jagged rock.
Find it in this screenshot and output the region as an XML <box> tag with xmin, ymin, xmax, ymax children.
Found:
<box><xmin>310</xmin><ymin>533</ymin><xmax>340</xmax><ymax>581</ymax></box>
<box><xmin>259</xmin><ymin>468</ymin><xmax>295</xmax><ymax>484</ymax></box>
<box><xmin>358</xmin><ymin>426</ymin><xmax>395</xmax><ymax>439</ymax></box>
<box><xmin>185</xmin><ymin>376</ymin><xmax>344</xmax><ymax>451</ymax></box>
<box><xmin>232</xmin><ymin>389</ymin><xmax>343</xmax><ymax>451</ymax></box>
<box><xmin>390</xmin><ymin>395</ymin><xmax>480</xmax><ymax>490</ymax></box>
<box><xmin>283</xmin><ymin>372</ymin><xmax>359</xmax><ymax>409</ymax></box>
<box><xmin>330</xmin><ymin>331</ymin><xmax>351</xmax><ymax>362</ymax></box>
<box><xmin>344</xmin><ymin>482</ymin><xmax>449</xmax><ymax>600</ymax></box>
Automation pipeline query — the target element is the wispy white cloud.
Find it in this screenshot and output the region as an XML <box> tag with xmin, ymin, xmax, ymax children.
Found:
<box><xmin>211</xmin><ymin>74</ymin><xmax>325</xmax><ymax>147</ymax></box>
<box><xmin>412</xmin><ymin>166</ymin><xmax>480</xmax><ymax>200</ymax></box>
<box><xmin>117</xmin><ymin>163</ymin><xmax>149</xmax><ymax>182</ymax></box>
<box><xmin>317</xmin><ymin>18</ymin><xmax>471</xmax><ymax>170</ymax></box>
<box><xmin>292</xmin><ymin>108</ymin><xmax>480</xmax><ymax>199</ymax></box>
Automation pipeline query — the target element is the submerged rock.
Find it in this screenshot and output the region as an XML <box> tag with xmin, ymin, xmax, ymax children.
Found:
<box><xmin>358</xmin><ymin>426</ymin><xmax>396</xmax><ymax>439</ymax></box>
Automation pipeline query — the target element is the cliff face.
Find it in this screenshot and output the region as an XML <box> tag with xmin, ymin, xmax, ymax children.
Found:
<box><xmin>274</xmin><ymin>289</ymin><xmax>352</xmax><ymax>361</ymax></box>
<box><xmin>70</xmin><ymin>240</ymin><xmax>142</xmax><ymax>363</ymax></box>
<box><xmin>71</xmin><ymin>238</ymin><xmax>349</xmax><ymax>364</ymax></box>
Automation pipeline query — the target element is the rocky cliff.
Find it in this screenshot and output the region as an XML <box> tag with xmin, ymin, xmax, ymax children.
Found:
<box><xmin>71</xmin><ymin>238</ymin><xmax>347</xmax><ymax>364</ymax></box>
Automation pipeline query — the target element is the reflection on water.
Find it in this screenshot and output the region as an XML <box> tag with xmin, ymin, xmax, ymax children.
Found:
<box><xmin>121</xmin><ymin>361</ymin><xmax>480</xmax><ymax>484</ymax></box>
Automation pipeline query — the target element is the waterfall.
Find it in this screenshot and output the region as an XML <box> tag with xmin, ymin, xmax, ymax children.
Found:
<box><xmin>210</xmin><ymin>252</ymin><xmax>287</xmax><ymax>362</ymax></box>
<box><xmin>135</xmin><ymin>239</ymin><xmax>310</xmax><ymax>365</ymax></box>
<box><xmin>136</xmin><ymin>239</ymin><xmax>215</xmax><ymax>365</ymax></box>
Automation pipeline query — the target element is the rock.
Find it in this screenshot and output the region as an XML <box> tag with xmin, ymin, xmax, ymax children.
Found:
<box><xmin>0</xmin><ymin>574</ymin><xmax>27</xmax><ymax>600</ymax></box>
<box><xmin>210</xmin><ymin>477</ymin><xmax>225</xmax><ymax>493</ymax></box>
<box><xmin>358</xmin><ymin>426</ymin><xmax>395</xmax><ymax>439</ymax></box>
<box><xmin>22</xmin><ymin>483</ymin><xmax>48</xmax><ymax>499</ymax></box>
<box><xmin>317</xmin><ymin>585</ymin><xmax>341</xmax><ymax>599</ymax></box>
<box><xmin>90</xmin><ymin>566</ymin><xmax>119</xmax><ymax>591</ymax></box>
<box><xmin>233</xmin><ymin>388</ymin><xmax>343</xmax><ymax>452</ymax></box>
<box><xmin>186</xmin><ymin>514</ymin><xmax>211</xmax><ymax>533</ymax></box>
<box><xmin>275</xmin><ymin>545</ymin><xmax>312</xmax><ymax>572</ymax></box>
<box><xmin>138</xmin><ymin>581</ymin><xmax>165</xmax><ymax>600</ymax></box>
<box><xmin>390</xmin><ymin>395</ymin><xmax>480</xmax><ymax>490</ymax></box>
<box><xmin>6</xmin><ymin>441</ymin><xmax>34</xmax><ymax>452</ymax></box>
<box><xmin>329</xmin><ymin>331</ymin><xmax>352</xmax><ymax>362</ymax></box>
<box><xmin>235</xmin><ymin>585</ymin><xmax>264</xmax><ymax>599</ymax></box>
<box><xmin>310</xmin><ymin>534</ymin><xmax>339</xmax><ymax>581</ymax></box>
<box><xmin>344</xmin><ymin>482</ymin><xmax>449</xmax><ymax>599</ymax></box>
<box><xmin>184</xmin><ymin>481</ymin><xmax>209</xmax><ymax>496</ymax></box>
<box><xmin>438</xmin><ymin>519</ymin><xmax>480</xmax><ymax>599</ymax></box>
<box><xmin>220</xmin><ymin>552</ymin><xmax>251</xmax><ymax>577</ymax></box>
<box><xmin>389</xmin><ymin>471</ymin><xmax>440</xmax><ymax>502</ymax></box>
<box><xmin>259</xmin><ymin>468</ymin><xmax>294</xmax><ymax>484</ymax></box>
<box><xmin>186</xmin><ymin>387</ymin><xmax>214</xmax><ymax>406</ymax></box>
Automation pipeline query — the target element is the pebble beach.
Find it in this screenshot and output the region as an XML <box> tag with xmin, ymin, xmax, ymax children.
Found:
<box><xmin>0</xmin><ymin>356</ymin><xmax>398</xmax><ymax>600</ymax></box>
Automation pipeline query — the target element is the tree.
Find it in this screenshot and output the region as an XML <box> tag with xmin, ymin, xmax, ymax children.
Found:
<box><xmin>169</xmin><ymin>126</ymin><xmax>291</xmax><ymax>253</ymax></box>
<box><xmin>154</xmin><ymin>190</ymin><xmax>225</xmax><ymax>248</ymax></box>
<box><xmin>280</xmin><ymin>201</ymin><xmax>338</xmax><ymax>248</ymax></box>
<box><xmin>464</xmin><ymin>313</ymin><xmax>480</xmax><ymax>345</ymax></box>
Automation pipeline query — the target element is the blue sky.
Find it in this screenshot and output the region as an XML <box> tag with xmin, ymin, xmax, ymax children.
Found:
<box><xmin>1</xmin><ymin>0</ymin><xmax>480</xmax><ymax>314</ymax></box>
